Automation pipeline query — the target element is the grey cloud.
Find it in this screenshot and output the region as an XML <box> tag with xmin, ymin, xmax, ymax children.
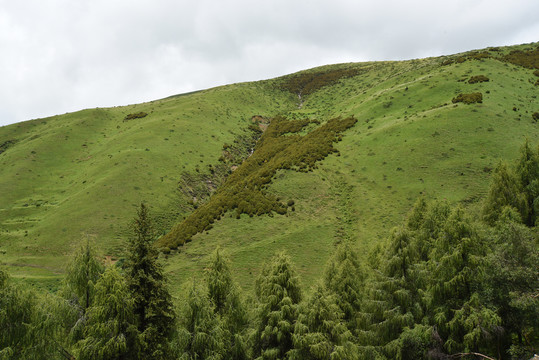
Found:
<box><xmin>0</xmin><ymin>0</ymin><xmax>537</xmax><ymax>126</ymax></box>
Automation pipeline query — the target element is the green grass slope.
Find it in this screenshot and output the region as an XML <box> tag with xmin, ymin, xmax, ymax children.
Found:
<box><xmin>1</xmin><ymin>42</ymin><xmax>537</xmax><ymax>295</ymax></box>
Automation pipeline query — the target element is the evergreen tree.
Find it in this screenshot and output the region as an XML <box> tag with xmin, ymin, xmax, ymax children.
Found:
<box><xmin>75</xmin><ymin>266</ymin><xmax>139</xmax><ymax>360</ymax></box>
<box><xmin>514</xmin><ymin>140</ymin><xmax>539</xmax><ymax>226</ymax></box>
<box><xmin>290</xmin><ymin>284</ymin><xmax>358</xmax><ymax>360</ymax></box>
<box><xmin>63</xmin><ymin>239</ymin><xmax>104</xmax><ymax>313</ymax></box>
<box><xmin>323</xmin><ymin>243</ymin><xmax>364</xmax><ymax>339</ymax></box>
<box><xmin>483</xmin><ymin>209</ymin><xmax>539</xmax><ymax>359</ymax></box>
<box><xmin>206</xmin><ymin>248</ymin><xmax>248</xmax><ymax>359</ymax></box>
<box><xmin>483</xmin><ymin>161</ymin><xmax>528</xmax><ymax>225</ymax></box>
<box><xmin>361</xmin><ymin>228</ymin><xmax>423</xmax><ymax>359</ymax></box>
<box><xmin>254</xmin><ymin>252</ymin><xmax>302</xmax><ymax>359</ymax></box>
<box><xmin>426</xmin><ymin>206</ymin><xmax>500</xmax><ymax>356</ymax></box>
<box><xmin>0</xmin><ymin>268</ymin><xmax>58</xmax><ymax>359</ymax></box>
<box><xmin>125</xmin><ymin>203</ymin><xmax>176</xmax><ymax>359</ymax></box>
<box><xmin>60</xmin><ymin>240</ymin><xmax>104</xmax><ymax>345</ymax></box>
<box><xmin>177</xmin><ymin>281</ymin><xmax>225</xmax><ymax>360</ymax></box>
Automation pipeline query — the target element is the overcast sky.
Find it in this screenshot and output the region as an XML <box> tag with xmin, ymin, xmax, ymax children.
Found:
<box><xmin>0</xmin><ymin>0</ymin><xmax>538</xmax><ymax>127</ymax></box>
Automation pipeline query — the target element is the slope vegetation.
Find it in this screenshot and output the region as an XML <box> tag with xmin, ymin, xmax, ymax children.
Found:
<box><xmin>0</xmin><ymin>42</ymin><xmax>538</xmax><ymax>293</ymax></box>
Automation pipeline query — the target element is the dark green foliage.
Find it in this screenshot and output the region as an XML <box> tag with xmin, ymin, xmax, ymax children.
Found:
<box><xmin>75</xmin><ymin>266</ymin><xmax>140</xmax><ymax>360</ymax></box>
<box><xmin>280</xmin><ymin>67</ymin><xmax>363</xmax><ymax>97</ymax></box>
<box><xmin>397</xmin><ymin>325</ymin><xmax>433</xmax><ymax>360</ymax></box>
<box><xmin>124</xmin><ymin>112</ymin><xmax>148</xmax><ymax>121</ymax></box>
<box><xmin>483</xmin><ymin>141</ymin><xmax>539</xmax><ymax>226</ymax></box>
<box><xmin>482</xmin><ymin>214</ymin><xmax>539</xmax><ymax>359</ymax></box>
<box><xmin>177</xmin><ymin>282</ymin><xmax>225</xmax><ymax>360</ymax></box>
<box><xmin>502</xmin><ymin>46</ymin><xmax>539</xmax><ymax>69</ymax></box>
<box><xmin>533</xmin><ymin>112</ymin><xmax>539</xmax><ymax>121</ymax></box>
<box><xmin>441</xmin><ymin>51</ymin><xmax>491</xmax><ymax>66</ymax></box>
<box><xmin>290</xmin><ymin>285</ymin><xmax>358</xmax><ymax>360</ymax></box>
<box><xmin>206</xmin><ymin>249</ymin><xmax>249</xmax><ymax>360</ymax></box>
<box><xmin>0</xmin><ymin>269</ymin><xmax>59</xmax><ymax>359</ymax></box>
<box><xmin>483</xmin><ymin>162</ymin><xmax>528</xmax><ymax>225</ymax></box>
<box><xmin>158</xmin><ymin>116</ymin><xmax>357</xmax><ymax>249</ymax></box>
<box><xmin>452</xmin><ymin>92</ymin><xmax>483</xmax><ymax>104</ymax></box>
<box><xmin>58</xmin><ymin>241</ymin><xmax>104</xmax><ymax>350</ymax></box>
<box><xmin>324</xmin><ymin>243</ymin><xmax>364</xmax><ymax>337</ymax></box>
<box><xmin>180</xmin><ymin>121</ymin><xmax>263</xmax><ymax>209</ymax></box>
<box><xmin>467</xmin><ymin>75</ymin><xmax>490</xmax><ymax>84</ymax></box>
<box><xmin>254</xmin><ymin>252</ymin><xmax>302</xmax><ymax>359</ymax></box>
<box><xmin>125</xmin><ymin>203</ymin><xmax>176</xmax><ymax>359</ymax></box>
<box><xmin>426</xmin><ymin>207</ymin><xmax>500</xmax><ymax>355</ymax></box>
<box><xmin>62</xmin><ymin>240</ymin><xmax>104</xmax><ymax>313</ymax></box>
<box><xmin>515</xmin><ymin>140</ymin><xmax>539</xmax><ymax>226</ymax></box>
<box><xmin>360</xmin><ymin>228</ymin><xmax>423</xmax><ymax>358</ymax></box>
<box><xmin>0</xmin><ymin>139</ymin><xmax>17</xmax><ymax>155</ymax></box>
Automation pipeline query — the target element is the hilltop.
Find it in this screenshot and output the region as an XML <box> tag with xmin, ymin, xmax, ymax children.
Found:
<box><xmin>0</xmin><ymin>42</ymin><xmax>538</xmax><ymax>294</ymax></box>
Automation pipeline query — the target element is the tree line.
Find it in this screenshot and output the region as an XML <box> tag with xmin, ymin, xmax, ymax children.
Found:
<box><xmin>1</xmin><ymin>141</ymin><xmax>538</xmax><ymax>359</ymax></box>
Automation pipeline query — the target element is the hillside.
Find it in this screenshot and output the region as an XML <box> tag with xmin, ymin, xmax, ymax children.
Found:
<box><xmin>0</xmin><ymin>42</ymin><xmax>538</xmax><ymax>294</ymax></box>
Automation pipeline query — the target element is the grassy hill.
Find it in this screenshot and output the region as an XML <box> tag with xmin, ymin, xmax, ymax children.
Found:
<box><xmin>1</xmin><ymin>42</ymin><xmax>538</xmax><ymax>295</ymax></box>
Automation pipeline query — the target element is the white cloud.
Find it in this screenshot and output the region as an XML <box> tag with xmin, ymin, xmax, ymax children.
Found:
<box><xmin>0</xmin><ymin>0</ymin><xmax>538</xmax><ymax>126</ymax></box>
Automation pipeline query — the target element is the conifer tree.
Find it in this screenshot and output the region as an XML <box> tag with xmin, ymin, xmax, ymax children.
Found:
<box><xmin>323</xmin><ymin>243</ymin><xmax>364</xmax><ymax>338</ymax></box>
<box><xmin>63</xmin><ymin>239</ymin><xmax>104</xmax><ymax>313</ymax></box>
<box><xmin>0</xmin><ymin>268</ymin><xmax>58</xmax><ymax>359</ymax></box>
<box><xmin>290</xmin><ymin>284</ymin><xmax>358</xmax><ymax>360</ymax></box>
<box><xmin>125</xmin><ymin>203</ymin><xmax>176</xmax><ymax>359</ymax></box>
<box><xmin>426</xmin><ymin>206</ymin><xmax>500</xmax><ymax>356</ymax></box>
<box><xmin>58</xmin><ymin>240</ymin><xmax>104</xmax><ymax>349</ymax></box>
<box><xmin>254</xmin><ymin>252</ymin><xmax>302</xmax><ymax>359</ymax></box>
<box><xmin>75</xmin><ymin>266</ymin><xmax>139</xmax><ymax>360</ymax></box>
<box><xmin>514</xmin><ymin>140</ymin><xmax>539</xmax><ymax>226</ymax></box>
<box><xmin>483</xmin><ymin>161</ymin><xmax>528</xmax><ymax>225</ymax></box>
<box><xmin>206</xmin><ymin>248</ymin><xmax>248</xmax><ymax>359</ymax></box>
<box><xmin>361</xmin><ymin>228</ymin><xmax>422</xmax><ymax>359</ymax></box>
<box><xmin>483</xmin><ymin>209</ymin><xmax>539</xmax><ymax>358</ymax></box>
<box><xmin>177</xmin><ymin>281</ymin><xmax>224</xmax><ymax>359</ymax></box>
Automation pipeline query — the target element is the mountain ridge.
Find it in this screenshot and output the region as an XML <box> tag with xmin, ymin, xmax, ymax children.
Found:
<box><xmin>0</xmin><ymin>41</ymin><xmax>538</xmax><ymax>293</ymax></box>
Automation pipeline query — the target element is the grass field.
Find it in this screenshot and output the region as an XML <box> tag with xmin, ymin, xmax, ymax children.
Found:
<box><xmin>1</xmin><ymin>42</ymin><xmax>537</xmax><ymax>296</ymax></box>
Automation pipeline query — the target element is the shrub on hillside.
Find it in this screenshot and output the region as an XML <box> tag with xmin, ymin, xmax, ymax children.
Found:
<box><xmin>124</xmin><ymin>112</ymin><xmax>148</xmax><ymax>121</ymax></box>
<box><xmin>157</xmin><ymin>116</ymin><xmax>358</xmax><ymax>249</ymax></box>
<box><xmin>533</xmin><ymin>112</ymin><xmax>539</xmax><ymax>122</ymax></box>
<box><xmin>279</xmin><ymin>67</ymin><xmax>363</xmax><ymax>96</ymax></box>
<box><xmin>502</xmin><ymin>47</ymin><xmax>539</xmax><ymax>69</ymax></box>
<box><xmin>452</xmin><ymin>92</ymin><xmax>483</xmax><ymax>104</ymax></box>
<box><xmin>467</xmin><ymin>75</ymin><xmax>490</xmax><ymax>84</ymax></box>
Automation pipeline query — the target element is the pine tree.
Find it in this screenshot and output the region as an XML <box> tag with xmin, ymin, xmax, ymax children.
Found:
<box><xmin>361</xmin><ymin>228</ymin><xmax>422</xmax><ymax>359</ymax></box>
<box><xmin>323</xmin><ymin>243</ymin><xmax>364</xmax><ymax>339</ymax></box>
<box><xmin>254</xmin><ymin>252</ymin><xmax>302</xmax><ymax>359</ymax></box>
<box><xmin>426</xmin><ymin>206</ymin><xmax>500</xmax><ymax>356</ymax></box>
<box><xmin>75</xmin><ymin>266</ymin><xmax>139</xmax><ymax>360</ymax></box>
<box><xmin>63</xmin><ymin>239</ymin><xmax>104</xmax><ymax>313</ymax></box>
<box><xmin>0</xmin><ymin>268</ymin><xmax>58</xmax><ymax>359</ymax></box>
<box><xmin>482</xmin><ymin>210</ymin><xmax>539</xmax><ymax>358</ymax></box>
<box><xmin>177</xmin><ymin>281</ymin><xmax>225</xmax><ymax>360</ymax></box>
<box><xmin>483</xmin><ymin>161</ymin><xmax>528</xmax><ymax>225</ymax></box>
<box><xmin>58</xmin><ymin>240</ymin><xmax>104</xmax><ymax>350</ymax></box>
<box><xmin>125</xmin><ymin>203</ymin><xmax>176</xmax><ymax>359</ymax></box>
<box><xmin>206</xmin><ymin>248</ymin><xmax>248</xmax><ymax>359</ymax></box>
<box><xmin>514</xmin><ymin>140</ymin><xmax>539</xmax><ymax>226</ymax></box>
<box><xmin>290</xmin><ymin>284</ymin><xmax>358</xmax><ymax>360</ymax></box>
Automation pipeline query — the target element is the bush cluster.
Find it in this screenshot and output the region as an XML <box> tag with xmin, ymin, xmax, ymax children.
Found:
<box><xmin>467</xmin><ymin>75</ymin><xmax>490</xmax><ymax>84</ymax></box>
<box><xmin>124</xmin><ymin>112</ymin><xmax>148</xmax><ymax>121</ymax></box>
<box><xmin>442</xmin><ymin>51</ymin><xmax>491</xmax><ymax>66</ymax></box>
<box><xmin>279</xmin><ymin>67</ymin><xmax>363</xmax><ymax>97</ymax></box>
<box><xmin>157</xmin><ymin>116</ymin><xmax>357</xmax><ymax>249</ymax></box>
<box><xmin>502</xmin><ymin>47</ymin><xmax>539</xmax><ymax>69</ymax></box>
<box><xmin>0</xmin><ymin>139</ymin><xmax>17</xmax><ymax>155</ymax></box>
<box><xmin>452</xmin><ymin>92</ymin><xmax>483</xmax><ymax>104</ymax></box>
<box><xmin>533</xmin><ymin>112</ymin><xmax>539</xmax><ymax>122</ymax></box>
